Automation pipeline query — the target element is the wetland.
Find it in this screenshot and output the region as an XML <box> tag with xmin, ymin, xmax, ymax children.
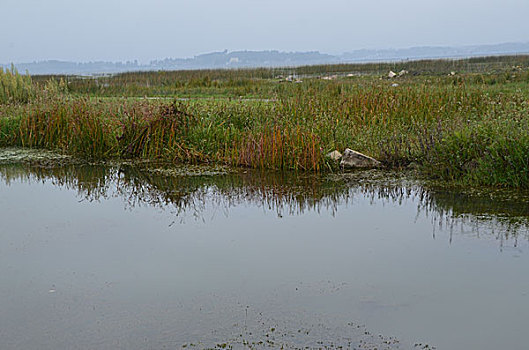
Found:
<box><xmin>1</xmin><ymin>149</ymin><xmax>528</xmax><ymax>349</ymax></box>
<box><xmin>1</xmin><ymin>56</ymin><xmax>529</xmax><ymax>349</ymax></box>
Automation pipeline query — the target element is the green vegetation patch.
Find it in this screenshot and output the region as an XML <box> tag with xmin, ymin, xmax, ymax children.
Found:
<box><xmin>0</xmin><ymin>66</ymin><xmax>34</xmax><ymax>104</ymax></box>
<box><xmin>2</xmin><ymin>55</ymin><xmax>529</xmax><ymax>187</ymax></box>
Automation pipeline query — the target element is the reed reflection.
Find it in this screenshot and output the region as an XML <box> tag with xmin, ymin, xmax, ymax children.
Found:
<box><xmin>1</xmin><ymin>163</ymin><xmax>528</xmax><ymax>245</ymax></box>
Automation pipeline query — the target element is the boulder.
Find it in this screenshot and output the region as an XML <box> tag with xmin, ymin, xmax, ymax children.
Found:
<box><xmin>340</xmin><ymin>148</ymin><xmax>381</xmax><ymax>168</ymax></box>
<box><xmin>326</xmin><ymin>150</ymin><xmax>342</xmax><ymax>161</ymax></box>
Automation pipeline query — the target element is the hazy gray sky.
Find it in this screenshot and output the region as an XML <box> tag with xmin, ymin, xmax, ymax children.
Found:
<box><xmin>2</xmin><ymin>0</ymin><xmax>528</xmax><ymax>63</ymax></box>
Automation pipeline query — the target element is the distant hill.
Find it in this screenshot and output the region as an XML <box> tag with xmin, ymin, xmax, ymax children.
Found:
<box><xmin>340</xmin><ymin>42</ymin><xmax>529</xmax><ymax>61</ymax></box>
<box><xmin>149</xmin><ymin>50</ymin><xmax>336</xmax><ymax>70</ymax></box>
<box><xmin>3</xmin><ymin>42</ymin><xmax>529</xmax><ymax>75</ymax></box>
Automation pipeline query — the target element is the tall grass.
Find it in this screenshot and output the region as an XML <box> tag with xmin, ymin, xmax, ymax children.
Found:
<box><xmin>0</xmin><ymin>65</ymin><xmax>33</xmax><ymax>104</ymax></box>
<box><xmin>31</xmin><ymin>55</ymin><xmax>529</xmax><ymax>98</ymax></box>
<box><xmin>230</xmin><ymin>126</ymin><xmax>322</xmax><ymax>171</ymax></box>
<box><xmin>420</xmin><ymin>116</ymin><xmax>529</xmax><ymax>187</ymax></box>
<box><xmin>2</xmin><ymin>56</ymin><xmax>529</xmax><ymax>187</ymax></box>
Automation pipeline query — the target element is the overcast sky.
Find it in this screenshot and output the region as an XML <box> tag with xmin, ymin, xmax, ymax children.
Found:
<box><xmin>2</xmin><ymin>0</ymin><xmax>528</xmax><ymax>63</ymax></box>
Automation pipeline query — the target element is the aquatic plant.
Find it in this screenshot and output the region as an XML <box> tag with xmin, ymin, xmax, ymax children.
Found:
<box><xmin>1</xmin><ymin>55</ymin><xmax>529</xmax><ymax>186</ymax></box>
<box><xmin>0</xmin><ymin>65</ymin><xmax>34</xmax><ymax>104</ymax></box>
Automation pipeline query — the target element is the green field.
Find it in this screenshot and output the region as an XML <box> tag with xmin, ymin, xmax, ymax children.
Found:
<box><xmin>1</xmin><ymin>55</ymin><xmax>529</xmax><ymax>187</ymax></box>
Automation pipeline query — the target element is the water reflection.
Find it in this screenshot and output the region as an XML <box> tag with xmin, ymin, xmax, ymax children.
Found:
<box><xmin>2</xmin><ymin>162</ymin><xmax>529</xmax><ymax>350</ymax></box>
<box><xmin>1</xmin><ymin>163</ymin><xmax>528</xmax><ymax>244</ymax></box>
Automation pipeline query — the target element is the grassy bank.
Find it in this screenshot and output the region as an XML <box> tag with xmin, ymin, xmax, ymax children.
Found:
<box><xmin>1</xmin><ymin>56</ymin><xmax>529</xmax><ymax>187</ymax></box>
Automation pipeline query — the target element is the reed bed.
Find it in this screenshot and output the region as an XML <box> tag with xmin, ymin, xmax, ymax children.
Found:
<box><xmin>231</xmin><ymin>126</ymin><xmax>322</xmax><ymax>171</ymax></box>
<box><xmin>32</xmin><ymin>55</ymin><xmax>529</xmax><ymax>98</ymax></box>
<box><xmin>2</xmin><ymin>55</ymin><xmax>529</xmax><ymax>187</ymax></box>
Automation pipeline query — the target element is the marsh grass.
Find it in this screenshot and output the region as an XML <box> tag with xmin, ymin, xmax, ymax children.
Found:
<box><xmin>421</xmin><ymin>116</ymin><xmax>529</xmax><ymax>187</ymax></box>
<box><xmin>31</xmin><ymin>55</ymin><xmax>529</xmax><ymax>98</ymax></box>
<box><xmin>0</xmin><ymin>65</ymin><xmax>34</xmax><ymax>104</ymax></box>
<box><xmin>2</xmin><ymin>55</ymin><xmax>529</xmax><ymax>186</ymax></box>
<box><xmin>230</xmin><ymin>126</ymin><xmax>322</xmax><ymax>171</ymax></box>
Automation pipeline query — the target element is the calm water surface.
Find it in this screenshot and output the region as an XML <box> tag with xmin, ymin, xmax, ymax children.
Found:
<box><xmin>1</xmin><ymin>163</ymin><xmax>528</xmax><ymax>350</ymax></box>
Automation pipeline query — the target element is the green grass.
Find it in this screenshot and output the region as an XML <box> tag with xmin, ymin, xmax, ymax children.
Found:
<box><xmin>31</xmin><ymin>54</ymin><xmax>529</xmax><ymax>98</ymax></box>
<box><xmin>0</xmin><ymin>65</ymin><xmax>34</xmax><ymax>104</ymax></box>
<box><xmin>2</xmin><ymin>55</ymin><xmax>529</xmax><ymax>187</ymax></box>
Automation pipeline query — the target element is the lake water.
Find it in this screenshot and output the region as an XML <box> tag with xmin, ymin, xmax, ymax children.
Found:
<box><xmin>1</xmin><ymin>162</ymin><xmax>528</xmax><ymax>349</ymax></box>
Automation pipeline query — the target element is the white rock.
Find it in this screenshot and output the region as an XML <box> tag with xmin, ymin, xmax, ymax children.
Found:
<box><xmin>340</xmin><ymin>148</ymin><xmax>381</xmax><ymax>168</ymax></box>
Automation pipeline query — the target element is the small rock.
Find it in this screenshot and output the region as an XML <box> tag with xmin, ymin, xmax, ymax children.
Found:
<box><xmin>340</xmin><ymin>148</ymin><xmax>381</xmax><ymax>168</ymax></box>
<box><xmin>391</xmin><ymin>83</ymin><xmax>399</xmax><ymax>87</ymax></box>
<box><xmin>326</xmin><ymin>150</ymin><xmax>342</xmax><ymax>161</ymax></box>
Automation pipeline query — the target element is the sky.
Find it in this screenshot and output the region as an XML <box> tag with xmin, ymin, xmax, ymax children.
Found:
<box><xmin>2</xmin><ymin>0</ymin><xmax>529</xmax><ymax>63</ymax></box>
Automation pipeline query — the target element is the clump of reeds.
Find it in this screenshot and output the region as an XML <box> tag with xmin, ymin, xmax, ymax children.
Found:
<box><xmin>16</xmin><ymin>96</ymin><xmax>115</xmax><ymax>158</ymax></box>
<box><xmin>117</xmin><ymin>101</ymin><xmax>204</xmax><ymax>162</ymax></box>
<box><xmin>231</xmin><ymin>126</ymin><xmax>323</xmax><ymax>171</ymax></box>
<box><xmin>0</xmin><ymin>65</ymin><xmax>34</xmax><ymax>104</ymax></box>
<box><xmin>419</xmin><ymin>115</ymin><xmax>529</xmax><ymax>188</ymax></box>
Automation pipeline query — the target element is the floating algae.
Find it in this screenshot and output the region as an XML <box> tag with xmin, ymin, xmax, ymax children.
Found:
<box><xmin>0</xmin><ymin>148</ymin><xmax>72</xmax><ymax>165</ymax></box>
<box><xmin>144</xmin><ymin>164</ymin><xmax>232</xmax><ymax>177</ymax></box>
<box><xmin>0</xmin><ymin>148</ymin><xmax>232</xmax><ymax>176</ymax></box>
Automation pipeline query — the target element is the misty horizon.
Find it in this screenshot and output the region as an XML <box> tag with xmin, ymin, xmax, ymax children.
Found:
<box><xmin>3</xmin><ymin>0</ymin><xmax>529</xmax><ymax>64</ymax></box>
<box><xmin>2</xmin><ymin>41</ymin><xmax>529</xmax><ymax>65</ymax></box>
<box><xmin>3</xmin><ymin>41</ymin><xmax>529</xmax><ymax>75</ymax></box>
